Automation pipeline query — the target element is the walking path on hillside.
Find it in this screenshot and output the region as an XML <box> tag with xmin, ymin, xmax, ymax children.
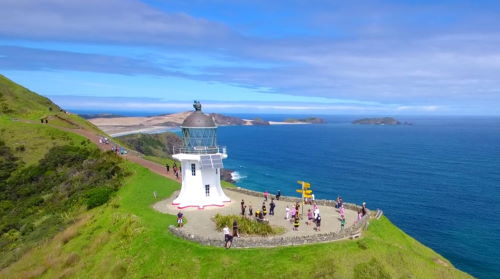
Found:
<box><xmin>19</xmin><ymin>117</ymin><xmax>181</xmax><ymax>182</ymax></box>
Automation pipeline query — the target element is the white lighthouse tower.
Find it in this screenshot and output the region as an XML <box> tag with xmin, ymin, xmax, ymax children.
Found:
<box><xmin>172</xmin><ymin>101</ymin><xmax>230</xmax><ymax>209</ymax></box>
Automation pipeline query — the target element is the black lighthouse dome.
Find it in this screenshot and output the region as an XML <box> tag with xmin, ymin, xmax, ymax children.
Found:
<box><xmin>181</xmin><ymin>101</ymin><xmax>216</xmax><ymax>128</ymax></box>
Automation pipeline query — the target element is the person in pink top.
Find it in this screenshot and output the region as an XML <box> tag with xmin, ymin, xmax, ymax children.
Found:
<box><xmin>263</xmin><ymin>190</ymin><xmax>269</xmax><ymax>201</ymax></box>
<box><xmin>339</xmin><ymin>205</ymin><xmax>345</xmax><ymax>219</ymax></box>
<box><xmin>290</xmin><ymin>206</ymin><xmax>296</xmax><ymax>221</ymax></box>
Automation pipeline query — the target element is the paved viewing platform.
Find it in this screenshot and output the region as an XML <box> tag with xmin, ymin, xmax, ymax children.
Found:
<box><xmin>154</xmin><ymin>187</ymin><xmax>370</xmax><ymax>248</ymax></box>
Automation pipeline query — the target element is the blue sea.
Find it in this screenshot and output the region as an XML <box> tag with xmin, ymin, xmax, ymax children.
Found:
<box><xmin>215</xmin><ymin>115</ymin><xmax>500</xmax><ymax>279</ymax></box>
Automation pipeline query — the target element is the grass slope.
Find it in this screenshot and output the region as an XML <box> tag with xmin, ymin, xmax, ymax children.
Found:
<box><xmin>0</xmin><ymin>75</ymin><xmax>102</xmax><ymax>134</ymax></box>
<box><xmin>1</xmin><ymin>162</ymin><xmax>473</xmax><ymax>279</ymax></box>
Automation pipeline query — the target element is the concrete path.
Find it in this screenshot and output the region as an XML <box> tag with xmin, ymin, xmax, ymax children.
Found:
<box><xmin>153</xmin><ymin>188</ymin><xmax>358</xmax><ymax>239</ymax></box>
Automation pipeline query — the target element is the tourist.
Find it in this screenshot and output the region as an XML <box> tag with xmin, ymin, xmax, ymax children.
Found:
<box><xmin>258</xmin><ymin>210</ymin><xmax>264</xmax><ymax>221</ymax></box>
<box><xmin>290</xmin><ymin>206</ymin><xmax>296</xmax><ymax>220</ymax></box>
<box><xmin>165</xmin><ymin>163</ymin><xmax>170</xmax><ymax>172</ymax></box>
<box><xmin>285</xmin><ymin>205</ymin><xmax>290</xmax><ymax>220</ymax></box>
<box><xmin>276</xmin><ymin>190</ymin><xmax>281</xmax><ymax>200</ymax></box>
<box><xmin>307</xmin><ymin>209</ymin><xmax>314</xmax><ymax>225</ymax></box>
<box><xmin>233</xmin><ymin>220</ymin><xmax>240</xmax><ymax>238</ymax></box>
<box><xmin>262</xmin><ymin>203</ymin><xmax>267</xmax><ymax>216</ymax></box>
<box><xmin>340</xmin><ymin>217</ymin><xmax>346</xmax><ymax>231</ymax></box>
<box><xmin>269</xmin><ymin>199</ymin><xmax>275</xmax><ymax>215</ymax></box>
<box><xmin>316</xmin><ymin>214</ymin><xmax>321</xmax><ymax>231</ymax></box>
<box><xmin>339</xmin><ymin>204</ymin><xmax>345</xmax><ymax>219</ymax></box>
<box><xmin>357</xmin><ymin>209</ymin><xmax>363</xmax><ymax>223</ymax></box>
<box><xmin>311</xmin><ymin>193</ymin><xmax>315</xmax><ymax>203</ymax></box>
<box><xmin>248</xmin><ymin>204</ymin><xmax>253</xmax><ymax>216</ymax></box>
<box><xmin>313</xmin><ymin>207</ymin><xmax>320</xmax><ymax>220</ymax></box>
<box><xmin>241</xmin><ymin>205</ymin><xmax>246</xmax><ymax>216</ymax></box>
<box><xmin>293</xmin><ymin>216</ymin><xmax>300</xmax><ymax>231</ymax></box>
<box><xmin>255</xmin><ymin>209</ymin><xmax>260</xmax><ymax>218</ymax></box>
<box><xmin>362</xmin><ymin>202</ymin><xmax>367</xmax><ymax>216</ymax></box>
<box><xmin>223</xmin><ymin>225</ymin><xmax>232</xmax><ymax>249</ymax></box>
<box><xmin>177</xmin><ymin>211</ymin><xmax>184</xmax><ymax>228</ymax></box>
<box><xmin>264</xmin><ymin>190</ymin><xmax>269</xmax><ymax>201</ymax></box>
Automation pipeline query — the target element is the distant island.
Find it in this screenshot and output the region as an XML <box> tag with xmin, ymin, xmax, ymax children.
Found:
<box><xmin>352</xmin><ymin>117</ymin><xmax>412</xmax><ymax>125</ymax></box>
<box><xmin>283</xmin><ymin>117</ymin><xmax>325</xmax><ymax>124</ymax></box>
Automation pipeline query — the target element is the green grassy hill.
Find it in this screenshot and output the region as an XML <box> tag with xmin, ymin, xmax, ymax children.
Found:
<box><xmin>0</xmin><ymin>75</ymin><xmax>473</xmax><ymax>279</ymax></box>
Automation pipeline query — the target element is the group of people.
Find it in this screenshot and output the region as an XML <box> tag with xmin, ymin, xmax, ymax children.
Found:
<box><xmin>240</xmin><ymin>198</ymin><xmax>276</xmax><ymax>222</ymax></box>
<box><xmin>165</xmin><ymin>162</ymin><xmax>181</xmax><ymax>179</ymax></box>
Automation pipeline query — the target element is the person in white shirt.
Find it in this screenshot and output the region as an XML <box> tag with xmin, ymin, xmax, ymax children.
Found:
<box><xmin>223</xmin><ymin>225</ymin><xmax>233</xmax><ymax>248</ymax></box>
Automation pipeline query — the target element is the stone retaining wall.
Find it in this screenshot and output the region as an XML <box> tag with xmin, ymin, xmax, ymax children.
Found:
<box><xmin>168</xmin><ymin>188</ymin><xmax>371</xmax><ymax>248</ymax></box>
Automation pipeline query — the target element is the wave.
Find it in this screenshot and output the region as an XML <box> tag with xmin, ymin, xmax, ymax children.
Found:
<box><xmin>231</xmin><ymin>171</ymin><xmax>247</xmax><ymax>182</ymax></box>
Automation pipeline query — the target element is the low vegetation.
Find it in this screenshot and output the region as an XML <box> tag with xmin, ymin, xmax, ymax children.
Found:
<box><xmin>213</xmin><ymin>214</ymin><xmax>284</xmax><ymax>236</ymax></box>
<box><xmin>0</xmin><ymin>141</ymin><xmax>128</xmax><ymax>268</ymax></box>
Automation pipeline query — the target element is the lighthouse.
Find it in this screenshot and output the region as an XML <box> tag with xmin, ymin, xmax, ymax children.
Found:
<box><xmin>172</xmin><ymin>101</ymin><xmax>231</xmax><ymax>209</ymax></box>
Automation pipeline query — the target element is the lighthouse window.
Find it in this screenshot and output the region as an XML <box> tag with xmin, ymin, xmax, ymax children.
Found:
<box><xmin>205</xmin><ymin>185</ymin><xmax>210</xmax><ymax>196</ymax></box>
<box><xmin>191</xmin><ymin>163</ymin><xmax>196</xmax><ymax>176</ymax></box>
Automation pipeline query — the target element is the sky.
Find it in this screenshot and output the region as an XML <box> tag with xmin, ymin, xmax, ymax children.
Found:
<box><xmin>1</xmin><ymin>0</ymin><xmax>500</xmax><ymax>115</ymax></box>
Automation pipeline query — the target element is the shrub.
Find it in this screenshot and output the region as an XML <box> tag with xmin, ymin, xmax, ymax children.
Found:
<box><xmin>86</xmin><ymin>187</ymin><xmax>114</xmax><ymax>209</ymax></box>
<box><xmin>213</xmin><ymin>214</ymin><xmax>284</xmax><ymax>236</ymax></box>
<box><xmin>354</xmin><ymin>258</ymin><xmax>392</xmax><ymax>279</ymax></box>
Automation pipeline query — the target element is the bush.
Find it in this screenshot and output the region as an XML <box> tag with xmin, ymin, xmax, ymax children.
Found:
<box><xmin>86</xmin><ymin>187</ymin><xmax>114</xmax><ymax>209</ymax></box>
<box><xmin>213</xmin><ymin>214</ymin><xmax>284</xmax><ymax>236</ymax></box>
<box><xmin>354</xmin><ymin>258</ymin><xmax>391</xmax><ymax>279</ymax></box>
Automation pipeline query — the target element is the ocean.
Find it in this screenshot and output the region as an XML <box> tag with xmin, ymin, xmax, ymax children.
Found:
<box><xmin>215</xmin><ymin>115</ymin><xmax>500</xmax><ymax>279</ymax></box>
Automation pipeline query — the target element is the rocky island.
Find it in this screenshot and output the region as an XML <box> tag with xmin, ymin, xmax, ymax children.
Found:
<box><xmin>352</xmin><ymin>117</ymin><xmax>412</xmax><ymax>125</ymax></box>
<box><xmin>283</xmin><ymin>117</ymin><xmax>325</xmax><ymax>124</ymax></box>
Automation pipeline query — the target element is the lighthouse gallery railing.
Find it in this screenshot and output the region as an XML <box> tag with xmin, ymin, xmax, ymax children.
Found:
<box><xmin>173</xmin><ymin>146</ymin><xmax>227</xmax><ymax>155</ymax></box>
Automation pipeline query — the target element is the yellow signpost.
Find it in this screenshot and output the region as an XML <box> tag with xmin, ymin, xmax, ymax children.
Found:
<box><xmin>296</xmin><ymin>181</ymin><xmax>313</xmax><ymax>216</ymax></box>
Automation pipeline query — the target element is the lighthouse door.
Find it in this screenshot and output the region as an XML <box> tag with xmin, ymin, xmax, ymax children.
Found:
<box><xmin>205</xmin><ymin>184</ymin><xmax>210</xmax><ymax>196</ymax></box>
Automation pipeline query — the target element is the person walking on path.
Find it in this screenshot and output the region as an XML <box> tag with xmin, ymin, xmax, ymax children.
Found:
<box><xmin>339</xmin><ymin>204</ymin><xmax>345</xmax><ymax>219</ymax></box>
<box><xmin>241</xmin><ymin>199</ymin><xmax>245</xmax><ymax>214</ymax></box>
<box><xmin>315</xmin><ymin>214</ymin><xmax>321</xmax><ymax>231</ymax></box>
<box><xmin>276</xmin><ymin>190</ymin><xmax>281</xmax><ymax>201</ymax></box>
<box><xmin>262</xmin><ymin>203</ymin><xmax>267</xmax><ymax>216</ymax></box>
<box><xmin>223</xmin><ymin>225</ymin><xmax>233</xmax><ymax>249</ymax></box>
<box><xmin>285</xmin><ymin>205</ymin><xmax>290</xmax><ymax>220</ymax></box>
<box><xmin>293</xmin><ymin>216</ymin><xmax>300</xmax><ymax>231</ymax></box>
<box><xmin>269</xmin><ymin>199</ymin><xmax>275</xmax><ymax>215</ymax></box>
<box><xmin>307</xmin><ymin>209</ymin><xmax>314</xmax><ymax>225</ymax></box>
<box><xmin>340</xmin><ymin>217</ymin><xmax>346</xmax><ymax>231</ymax></box>
<box><xmin>165</xmin><ymin>163</ymin><xmax>170</xmax><ymax>172</ymax></box>
<box><xmin>362</xmin><ymin>202</ymin><xmax>367</xmax><ymax>216</ymax></box>
<box><xmin>264</xmin><ymin>190</ymin><xmax>269</xmax><ymax>201</ymax></box>
<box><xmin>314</xmin><ymin>207</ymin><xmax>320</xmax><ymax>220</ymax></box>
<box><xmin>248</xmin><ymin>204</ymin><xmax>253</xmax><ymax>216</ymax></box>
<box><xmin>177</xmin><ymin>211</ymin><xmax>184</xmax><ymax>228</ymax></box>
